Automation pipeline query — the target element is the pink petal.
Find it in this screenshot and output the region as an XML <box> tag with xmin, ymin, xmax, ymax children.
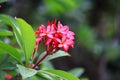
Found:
<box><xmin>55</xmin><ymin>38</ymin><xmax>61</xmax><ymax>43</ymax></box>
<box><xmin>47</xmin><ymin>34</ymin><xmax>53</xmax><ymax>39</ymax></box>
<box><xmin>58</xmin><ymin>44</ymin><xmax>63</xmax><ymax>47</ymax></box>
<box><xmin>63</xmin><ymin>45</ymin><xmax>69</xmax><ymax>52</ymax></box>
<box><xmin>46</xmin><ymin>25</ymin><xmax>51</xmax><ymax>32</ymax></box>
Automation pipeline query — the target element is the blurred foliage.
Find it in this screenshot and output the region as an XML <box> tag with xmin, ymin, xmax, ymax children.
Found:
<box><xmin>44</xmin><ymin>0</ymin><xmax>79</xmax><ymax>15</ymax></box>
<box><xmin>0</xmin><ymin>0</ymin><xmax>7</xmax><ymax>3</ymax></box>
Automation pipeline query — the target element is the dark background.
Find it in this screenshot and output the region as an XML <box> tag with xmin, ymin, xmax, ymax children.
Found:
<box><xmin>1</xmin><ymin>0</ymin><xmax>120</xmax><ymax>80</ymax></box>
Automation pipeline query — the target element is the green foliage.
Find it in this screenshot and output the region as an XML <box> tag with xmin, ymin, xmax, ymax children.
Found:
<box><xmin>0</xmin><ymin>29</ymin><xmax>13</xmax><ymax>36</ymax></box>
<box><xmin>16</xmin><ymin>18</ymin><xmax>36</xmax><ymax>65</ymax></box>
<box><xmin>69</xmin><ymin>68</ymin><xmax>84</xmax><ymax>77</ymax></box>
<box><xmin>37</xmin><ymin>50</ymin><xmax>70</xmax><ymax>63</ymax></box>
<box><xmin>0</xmin><ymin>15</ymin><xmax>36</xmax><ymax>65</ymax></box>
<box><xmin>37</xmin><ymin>71</ymin><xmax>57</xmax><ymax>80</ymax></box>
<box><xmin>0</xmin><ymin>41</ymin><xmax>22</xmax><ymax>64</ymax></box>
<box><xmin>0</xmin><ymin>14</ymin><xmax>80</xmax><ymax>80</ymax></box>
<box><xmin>44</xmin><ymin>0</ymin><xmax>78</xmax><ymax>15</ymax></box>
<box><xmin>80</xmin><ymin>78</ymin><xmax>89</xmax><ymax>80</ymax></box>
<box><xmin>17</xmin><ymin>64</ymin><xmax>80</xmax><ymax>80</ymax></box>
<box><xmin>40</xmin><ymin>61</ymin><xmax>54</xmax><ymax>70</ymax></box>
<box><xmin>0</xmin><ymin>15</ymin><xmax>23</xmax><ymax>50</ymax></box>
<box><xmin>45</xmin><ymin>70</ymin><xmax>80</xmax><ymax>80</ymax></box>
<box><xmin>0</xmin><ymin>71</ymin><xmax>5</xmax><ymax>80</ymax></box>
<box><xmin>17</xmin><ymin>64</ymin><xmax>37</xmax><ymax>79</ymax></box>
<box><xmin>77</xmin><ymin>24</ymin><xmax>96</xmax><ymax>49</ymax></box>
<box><xmin>106</xmin><ymin>42</ymin><xmax>120</xmax><ymax>60</ymax></box>
<box><xmin>0</xmin><ymin>0</ymin><xmax>7</xmax><ymax>3</ymax></box>
<box><xmin>105</xmin><ymin>19</ymin><xmax>115</xmax><ymax>39</ymax></box>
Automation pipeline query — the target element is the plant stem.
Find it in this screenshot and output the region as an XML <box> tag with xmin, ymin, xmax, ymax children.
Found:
<box><xmin>32</xmin><ymin>49</ymin><xmax>36</xmax><ymax>60</ymax></box>
<box><xmin>32</xmin><ymin>52</ymin><xmax>49</xmax><ymax>69</ymax></box>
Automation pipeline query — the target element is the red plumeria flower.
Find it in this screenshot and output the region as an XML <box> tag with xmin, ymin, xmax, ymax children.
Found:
<box><xmin>32</xmin><ymin>20</ymin><xmax>75</xmax><ymax>68</ymax></box>
<box><xmin>35</xmin><ymin>20</ymin><xmax>75</xmax><ymax>54</ymax></box>
<box><xmin>5</xmin><ymin>74</ymin><xmax>12</xmax><ymax>80</ymax></box>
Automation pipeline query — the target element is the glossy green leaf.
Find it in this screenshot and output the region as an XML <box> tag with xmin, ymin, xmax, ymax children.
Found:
<box><xmin>69</xmin><ymin>68</ymin><xmax>84</xmax><ymax>77</ymax></box>
<box><xmin>0</xmin><ymin>41</ymin><xmax>22</xmax><ymax>64</ymax></box>
<box><xmin>16</xmin><ymin>18</ymin><xmax>36</xmax><ymax>65</ymax></box>
<box><xmin>17</xmin><ymin>64</ymin><xmax>37</xmax><ymax>79</ymax></box>
<box><xmin>0</xmin><ymin>29</ymin><xmax>13</xmax><ymax>36</ymax></box>
<box><xmin>38</xmin><ymin>70</ymin><xmax>63</xmax><ymax>80</ymax></box>
<box><xmin>45</xmin><ymin>70</ymin><xmax>80</xmax><ymax>80</ymax></box>
<box><xmin>0</xmin><ymin>15</ymin><xmax>23</xmax><ymax>50</ymax></box>
<box><xmin>37</xmin><ymin>72</ymin><xmax>52</xmax><ymax>80</ymax></box>
<box><xmin>48</xmin><ymin>50</ymin><xmax>71</xmax><ymax>59</ymax></box>
<box><xmin>37</xmin><ymin>50</ymin><xmax>70</xmax><ymax>63</ymax></box>
<box><xmin>37</xmin><ymin>71</ymin><xmax>54</xmax><ymax>80</ymax></box>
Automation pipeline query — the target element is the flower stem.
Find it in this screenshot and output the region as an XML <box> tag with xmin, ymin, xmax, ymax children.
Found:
<box><xmin>32</xmin><ymin>52</ymin><xmax>49</xmax><ymax>69</ymax></box>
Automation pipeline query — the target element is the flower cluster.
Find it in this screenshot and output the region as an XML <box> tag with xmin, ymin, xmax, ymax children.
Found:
<box><xmin>35</xmin><ymin>20</ymin><xmax>75</xmax><ymax>54</ymax></box>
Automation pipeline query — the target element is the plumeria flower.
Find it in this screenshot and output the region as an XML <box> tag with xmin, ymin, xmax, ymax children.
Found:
<box><xmin>5</xmin><ymin>74</ymin><xmax>12</xmax><ymax>80</ymax></box>
<box><xmin>35</xmin><ymin>20</ymin><xmax>75</xmax><ymax>54</ymax></box>
<box><xmin>32</xmin><ymin>20</ymin><xmax>75</xmax><ymax>68</ymax></box>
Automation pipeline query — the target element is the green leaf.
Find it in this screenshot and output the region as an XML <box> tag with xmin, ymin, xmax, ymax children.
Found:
<box><xmin>40</xmin><ymin>61</ymin><xmax>54</xmax><ymax>70</ymax></box>
<box><xmin>0</xmin><ymin>15</ymin><xmax>23</xmax><ymax>49</ymax></box>
<box><xmin>80</xmin><ymin>78</ymin><xmax>89</xmax><ymax>80</ymax></box>
<box><xmin>16</xmin><ymin>18</ymin><xmax>36</xmax><ymax>65</ymax></box>
<box><xmin>69</xmin><ymin>68</ymin><xmax>84</xmax><ymax>77</ymax></box>
<box><xmin>0</xmin><ymin>56</ymin><xmax>17</xmax><ymax>71</ymax></box>
<box><xmin>38</xmin><ymin>50</ymin><xmax>70</xmax><ymax>63</ymax></box>
<box><xmin>37</xmin><ymin>71</ymin><xmax>54</xmax><ymax>80</ymax></box>
<box><xmin>0</xmin><ymin>29</ymin><xmax>13</xmax><ymax>36</ymax></box>
<box><xmin>47</xmin><ymin>50</ymin><xmax>71</xmax><ymax>60</ymax></box>
<box><xmin>45</xmin><ymin>70</ymin><xmax>80</xmax><ymax>80</ymax></box>
<box><xmin>38</xmin><ymin>70</ymin><xmax>63</xmax><ymax>80</ymax></box>
<box><xmin>0</xmin><ymin>41</ymin><xmax>22</xmax><ymax>64</ymax></box>
<box><xmin>0</xmin><ymin>15</ymin><xmax>36</xmax><ymax>65</ymax></box>
<box><xmin>24</xmin><ymin>76</ymin><xmax>39</xmax><ymax>80</ymax></box>
<box><xmin>17</xmin><ymin>64</ymin><xmax>37</xmax><ymax>79</ymax></box>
